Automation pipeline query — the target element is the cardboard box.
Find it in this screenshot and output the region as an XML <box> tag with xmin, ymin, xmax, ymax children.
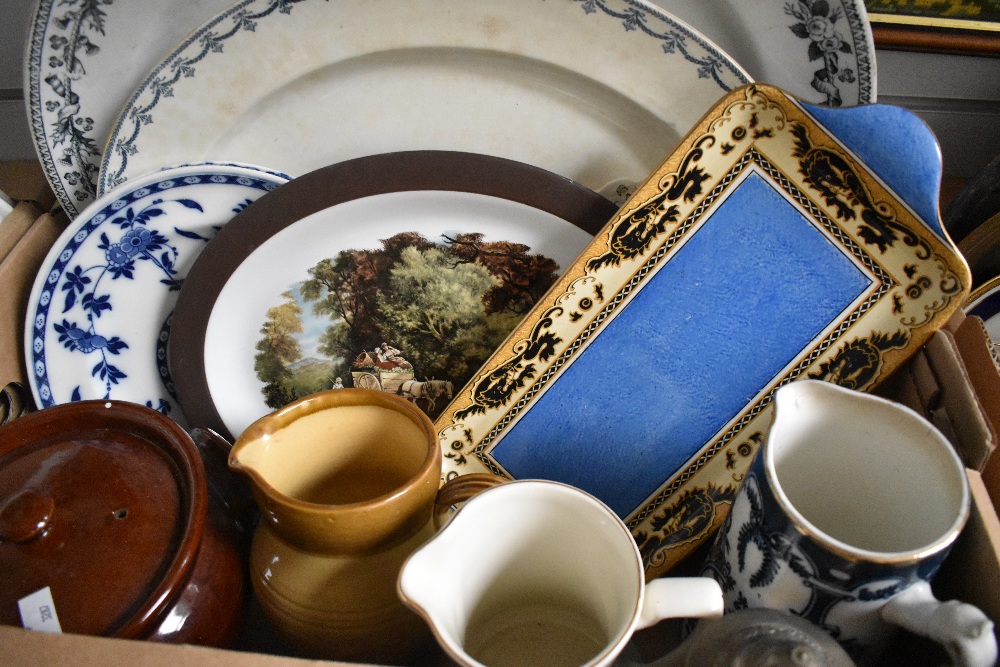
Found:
<box><xmin>0</xmin><ymin>207</ymin><xmax>67</xmax><ymax>387</ymax></box>
<box><xmin>1</xmin><ymin>190</ymin><xmax>998</xmax><ymax>666</ymax></box>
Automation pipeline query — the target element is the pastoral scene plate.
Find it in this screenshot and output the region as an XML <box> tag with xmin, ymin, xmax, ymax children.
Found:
<box><xmin>25</xmin><ymin>0</ymin><xmax>234</xmax><ymax>218</ymax></box>
<box><xmin>168</xmin><ymin>152</ymin><xmax>617</xmax><ymax>441</ymax></box>
<box><xmin>98</xmin><ymin>0</ymin><xmax>749</xmax><ymax>204</ymax></box>
<box><xmin>25</xmin><ymin>163</ymin><xmax>289</xmax><ymax>425</ymax></box>
<box><xmin>435</xmin><ymin>84</ymin><xmax>970</xmax><ymax>578</ymax></box>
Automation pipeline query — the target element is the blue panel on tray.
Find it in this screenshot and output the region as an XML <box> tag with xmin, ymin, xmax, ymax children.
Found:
<box><xmin>489</xmin><ymin>172</ymin><xmax>873</xmax><ymax>517</ymax></box>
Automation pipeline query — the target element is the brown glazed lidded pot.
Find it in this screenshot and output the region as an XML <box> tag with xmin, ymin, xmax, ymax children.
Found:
<box><xmin>0</xmin><ymin>400</ymin><xmax>245</xmax><ymax>645</ymax></box>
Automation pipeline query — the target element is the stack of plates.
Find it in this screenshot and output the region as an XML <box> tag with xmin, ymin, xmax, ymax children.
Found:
<box><xmin>22</xmin><ymin>0</ymin><xmax>879</xmax><ymax>479</ymax></box>
<box><xmin>25</xmin><ymin>0</ymin><xmax>764</xmax><ymax>428</ymax></box>
<box><xmin>26</xmin><ymin>0</ymin><xmax>875</xmax><ymax>218</ymax></box>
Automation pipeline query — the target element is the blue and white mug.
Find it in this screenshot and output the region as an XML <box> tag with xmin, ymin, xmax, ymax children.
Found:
<box><xmin>701</xmin><ymin>380</ymin><xmax>996</xmax><ymax>667</ymax></box>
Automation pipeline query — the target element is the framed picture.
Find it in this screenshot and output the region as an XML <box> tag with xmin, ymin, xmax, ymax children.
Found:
<box><xmin>865</xmin><ymin>0</ymin><xmax>1000</xmax><ymax>54</ymax></box>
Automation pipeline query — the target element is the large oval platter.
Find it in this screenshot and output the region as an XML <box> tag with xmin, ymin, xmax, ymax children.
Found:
<box><xmin>25</xmin><ymin>163</ymin><xmax>289</xmax><ymax>426</ymax></box>
<box><xmin>98</xmin><ymin>0</ymin><xmax>750</xmax><ymax>204</ymax></box>
<box><xmin>168</xmin><ymin>151</ymin><xmax>618</xmax><ymax>441</ymax></box>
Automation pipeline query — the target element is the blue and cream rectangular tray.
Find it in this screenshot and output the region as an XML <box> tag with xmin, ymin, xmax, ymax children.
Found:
<box><xmin>434</xmin><ymin>83</ymin><xmax>970</xmax><ymax>577</ymax></box>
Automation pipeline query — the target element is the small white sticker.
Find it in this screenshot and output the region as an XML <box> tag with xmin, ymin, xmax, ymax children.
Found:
<box><xmin>18</xmin><ymin>586</ymin><xmax>62</xmax><ymax>633</ymax></box>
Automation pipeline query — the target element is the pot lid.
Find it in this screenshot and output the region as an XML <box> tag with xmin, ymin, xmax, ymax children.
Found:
<box><xmin>0</xmin><ymin>400</ymin><xmax>205</xmax><ymax>637</ymax></box>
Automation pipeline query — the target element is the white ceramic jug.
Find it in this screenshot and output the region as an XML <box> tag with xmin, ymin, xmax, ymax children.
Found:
<box><xmin>398</xmin><ymin>478</ymin><xmax>724</xmax><ymax>667</ymax></box>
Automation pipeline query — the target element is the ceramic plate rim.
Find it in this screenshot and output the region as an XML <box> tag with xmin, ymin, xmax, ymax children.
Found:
<box><xmin>96</xmin><ymin>0</ymin><xmax>751</xmax><ymax>200</ymax></box>
<box><xmin>24</xmin><ymin>0</ymin><xmax>236</xmax><ymax>218</ymax></box>
<box><xmin>651</xmin><ymin>0</ymin><xmax>875</xmax><ymax>107</ymax></box>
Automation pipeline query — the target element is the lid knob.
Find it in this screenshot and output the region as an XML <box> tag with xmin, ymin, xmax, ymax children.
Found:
<box><xmin>0</xmin><ymin>490</ymin><xmax>54</xmax><ymax>543</ymax></box>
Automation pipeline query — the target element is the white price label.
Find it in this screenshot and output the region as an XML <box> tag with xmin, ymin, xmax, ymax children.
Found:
<box><xmin>17</xmin><ymin>586</ymin><xmax>63</xmax><ymax>634</ymax></box>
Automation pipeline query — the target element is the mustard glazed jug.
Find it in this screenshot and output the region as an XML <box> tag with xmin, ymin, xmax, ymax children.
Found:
<box><xmin>229</xmin><ymin>388</ymin><xmax>439</xmax><ymax>663</ymax></box>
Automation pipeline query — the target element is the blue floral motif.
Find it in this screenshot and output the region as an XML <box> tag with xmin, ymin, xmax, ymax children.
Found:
<box><xmin>29</xmin><ymin>171</ymin><xmax>283</xmax><ymax>415</ymax></box>
<box><xmin>54</xmin><ymin>320</ymin><xmax>123</xmax><ymax>354</ymax></box>
<box><xmin>59</xmin><ymin>265</ymin><xmax>91</xmax><ymax>310</ymax></box>
<box><xmin>50</xmin><ymin>196</ymin><xmax>205</xmax><ymax>399</ymax></box>
<box><xmin>785</xmin><ymin>0</ymin><xmax>855</xmax><ymax>107</ymax></box>
<box><xmin>571</xmin><ymin>0</ymin><xmax>744</xmax><ymax>91</ymax></box>
<box><xmin>53</xmin><ymin>318</ymin><xmax>128</xmax><ymax>395</ymax></box>
<box><xmin>146</xmin><ymin>398</ymin><xmax>171</xmax><ymax>415</ymax></box>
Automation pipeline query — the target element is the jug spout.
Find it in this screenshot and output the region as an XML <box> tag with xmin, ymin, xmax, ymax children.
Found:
<box><xmin>229</xmin><ymin>388</ymin><xmax>441</xmax><ymax>554</ymax></box>
<box><xmin>230</xmin><ymin>389</ymin><xmax>441</xmax><ymax>664</ymax></box>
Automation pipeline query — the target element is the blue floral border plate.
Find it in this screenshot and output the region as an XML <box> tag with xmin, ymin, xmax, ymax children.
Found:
<box><xmin>25</xmin><ymin>163</ymin><xmax>289</xmax><ymax>425</ymax></box>
<box><xmin>652</xmin><ymin>0</ymin><xmax>875</xmax><ymax>108</ymax></box>
<box><xmin>435</xmin><ymin>83</ymin><xmax>970</xmax><ymax>578</ymax></box>
<box><xmin>24</xmin><ymin>0</ymin><xmax>233</xmax><ymax>219</ymax></box>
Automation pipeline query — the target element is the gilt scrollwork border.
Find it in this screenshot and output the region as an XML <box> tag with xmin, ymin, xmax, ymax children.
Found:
<box><xmin>436</xmin><ymin>84</ymin><xmax>969</xmax><ymax>576</ymax></box>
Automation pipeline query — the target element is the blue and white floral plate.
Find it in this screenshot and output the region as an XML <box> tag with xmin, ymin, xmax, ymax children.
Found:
<box><xmin>97</xmin><ymin>0</ymin><xmax>750</xmax><ymax>205</ymax></box>
<box><xmin>24</xmin><ymin>163</ymin><xmax>289</xmax><ymax>425</ymax></box>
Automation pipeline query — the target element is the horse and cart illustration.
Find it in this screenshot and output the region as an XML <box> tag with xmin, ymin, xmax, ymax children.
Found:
<box><xmin>350</xmin><ymin>344</ymin><xmax>454</xmax><ymax>413</ymax></box>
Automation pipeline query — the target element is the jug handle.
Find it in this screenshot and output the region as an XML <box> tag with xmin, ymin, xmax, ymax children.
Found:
<box><xmin>434</xmin><ymin>474</ymin><xmax>509</xmax><ymax>529</ymax></box>
<box><xmin>0</xmin><ymin>382</ymin><xmax>32</xmax><ymax>426</ymax></box>
<box><xmin>879</xmin><ymin>580</ymin><xmax>997</xmax><ymax>667</ymax></box>
<box><xmin>636</xmin><ymin>576</ymin><xmax>724</xmax><ymax>630</ymax></box>
<box><xmin>189</xmin><ymin>427</ymin><xmax>258</xmax><ymax>537</ymax></box>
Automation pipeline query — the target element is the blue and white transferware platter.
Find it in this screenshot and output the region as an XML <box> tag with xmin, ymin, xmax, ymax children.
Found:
<box><xmin>25</xmin><ymin>163</ymin><xmax>289</xmax><ymax>424</ymax></box>
<box><xmin>435</xmin><ymin>84</ymin><xmax>970</xmax><ymax>579</ymax></box>
<box><xmin>24</xmin><ymin>0</ymin><xmax>234</xmax><ymax>218</ymax></box>
<box><xmin>97</xmin><ymin>0</ymin><xmax>749</xmax><ymax>204</ymax></box>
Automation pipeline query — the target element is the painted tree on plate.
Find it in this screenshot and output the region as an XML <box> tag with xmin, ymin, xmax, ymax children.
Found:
<box><xmin>378</xmin><ymin>244</ymin><xmax>518</xmax><ymax>385</ymax></box>
<box><xmin>254</xmin><ymin>291</ymin><xmax>304</xmax><ymax>408</ymax></box>
<box><xmin>253</xmin><ymin>231</ymin><xmax>562</xmax><ymax>416</ymax></box>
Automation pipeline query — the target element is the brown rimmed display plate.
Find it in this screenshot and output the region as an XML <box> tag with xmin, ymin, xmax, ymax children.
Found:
<box><xmin>169</xmin><ymin>151</ymin><xmax>616</xmax><ymax>441</ymax></box>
